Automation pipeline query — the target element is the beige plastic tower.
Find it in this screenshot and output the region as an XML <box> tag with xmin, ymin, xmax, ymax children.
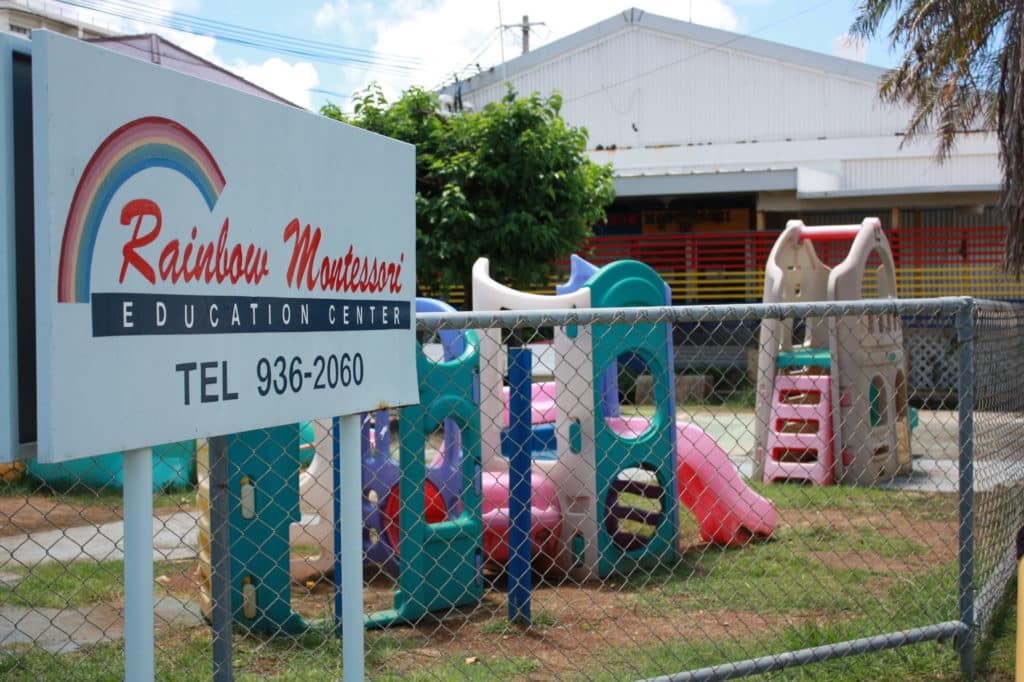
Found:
<box><xmin>753</xmin><ymin>218</ymin><xmax>912</xmax><ymax>485</ymax></box>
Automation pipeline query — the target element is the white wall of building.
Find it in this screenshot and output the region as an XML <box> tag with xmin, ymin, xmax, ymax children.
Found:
<box><xmin>446</xmin><ymin>9</ymin><xmax>998</xmax><ymax>203</ymax></box>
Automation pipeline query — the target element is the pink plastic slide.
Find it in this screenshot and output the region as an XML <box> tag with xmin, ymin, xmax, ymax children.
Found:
<box><xmin>608</xmin><ymin>417</ymin><xmax>777</xmax><ymax>545</ymax></box>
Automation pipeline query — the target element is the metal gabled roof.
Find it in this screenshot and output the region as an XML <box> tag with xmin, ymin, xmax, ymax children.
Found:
<box><xmin>445</xmin><ymin>7</ymin><xmax>887</xmax><ymax>97</ymax></box>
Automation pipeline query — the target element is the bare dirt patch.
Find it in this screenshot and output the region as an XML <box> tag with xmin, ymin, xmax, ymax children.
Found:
<box><xmin>0</xmin><ymin>494</ymin><xmax>195</xmax><ymax>537</ymax></box>
<box><xmin>369</xmin><ymin>586</ymin><xmax>820</xmax><ymax>681</ymax></box>
<box><xmin>0</xmin><ymin>495</ymin><xmax>123</xmax><ymax>537</ymax></box>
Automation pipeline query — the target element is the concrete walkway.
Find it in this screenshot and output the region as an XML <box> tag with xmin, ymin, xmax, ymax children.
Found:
<box><xmin>0</xmin><ymin>596</ymin><xmax>203</xmax><ymax>653</ymax></box>
<box><xmin>0</xmin><ymin>511</ymin><xmax>200</xmax><ymax>568</ymax></box>
<box><xmin>0</xmin><ymin>511</ymin><xmax>204</xmax><ymax>655</ymax></box>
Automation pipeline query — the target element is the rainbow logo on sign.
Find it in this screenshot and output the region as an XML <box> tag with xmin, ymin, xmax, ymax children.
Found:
<box><xmin>58</xmin><ymin>116</ymin><xmax>226</xmax><ymax>303</ymax></box>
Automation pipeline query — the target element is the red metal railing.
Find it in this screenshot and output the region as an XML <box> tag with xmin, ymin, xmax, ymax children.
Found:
<box><xmin>558</xmin><ymin>226</ymin><xmax>1024</xmax><ymax>302</ymax></box>
<box><xmin>435</xmin><ymin>226</ymin><xmax>1023</xmax><ymax>307</ymax></box>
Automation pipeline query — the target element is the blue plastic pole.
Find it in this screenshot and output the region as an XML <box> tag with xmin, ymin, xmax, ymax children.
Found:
<box><xmin>507</xmin><ymin>347</ymin><xmax>533</xmax><ymax>625</ymax></box>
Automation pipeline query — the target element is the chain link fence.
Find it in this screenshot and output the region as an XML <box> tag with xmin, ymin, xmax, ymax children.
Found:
<box><xmin>0</xmin><ymin>296</ymin><xmax>1021</xmax><ymax>680</ymax></box>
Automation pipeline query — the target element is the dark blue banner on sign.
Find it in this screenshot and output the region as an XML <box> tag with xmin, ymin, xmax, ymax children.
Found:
<box><xmin>91</xmin><ymin>292</ymin><xmax>411</xmax><ymax>336</ymax></box>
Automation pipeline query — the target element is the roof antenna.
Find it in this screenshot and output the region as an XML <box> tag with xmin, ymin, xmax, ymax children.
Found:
<box><xmin>497</xmin><ymin>0</ymin><xmax>506</xmax><ymax>80</ymax></box>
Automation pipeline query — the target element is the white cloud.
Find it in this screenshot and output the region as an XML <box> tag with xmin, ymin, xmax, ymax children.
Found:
<box><xmin>316</xmin><ymin>0</ymin><xmax>359</xmax><ymax>31</ymax></box>
<box><xmin>164</xmin><ymin>30</ymin><xmax>218</xmax><ymax>61</ymax></box>
<box><xmin>233</xmin><ymin>58</ymin><xmax>321</xmax><ymax>109</ymax></box>
<box><xmin>832</xmin><ymin>34</ymin><xmax>866</xmax><ymax>62</ymax></box>
<box><xmin>315</xmin><ymin>1</ymin><xmax>339</xmax><ymax>29</ymax></box>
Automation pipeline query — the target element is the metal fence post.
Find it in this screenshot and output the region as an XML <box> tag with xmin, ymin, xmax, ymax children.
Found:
<box><xmin>957</xmin><ymin>298</ymin><xmax>976</xmax><ymax>678</ymax></box>
<box><xmin>209</xmin><ymin>434</ymin><xmax>233</xmax><ymax>682</ymax></box>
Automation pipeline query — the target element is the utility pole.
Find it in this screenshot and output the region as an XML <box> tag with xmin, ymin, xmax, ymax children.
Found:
<box><xmin>501</xmin><ymin>14</ymin><xmax>545</xmax><ymax>55</ymax></box>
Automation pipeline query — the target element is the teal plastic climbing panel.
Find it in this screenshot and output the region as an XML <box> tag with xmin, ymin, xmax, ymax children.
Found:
<box><xmin>586</xmin><ymin>260</ymin><xmax>680</xmax><ymax>577</ymax></box>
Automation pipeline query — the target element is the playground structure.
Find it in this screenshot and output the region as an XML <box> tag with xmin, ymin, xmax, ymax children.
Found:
<box><xmin>197</xmin><ymin>255</ymin><xmax>777</xmax><ymax>629</ymax></box>
<box><xmin>22</xmin><ymin>423</ymin><xmax>317</xmax><ymax>494</ymax></box>
<box><xmin>288</xmin><ymin>298</ymin><xmax>469</xmax><ymax>584</ymax></box>
<box><xmin>25</xmin><ymin>442</ymin><xmax>195</xmax><ymax>492</ymax></box>
<box><xmin>473</xmin><ymin>255</ymin><xmax>776</xmax><ymax>578</ymax></box>
<box><xmin>198</xmin><ymin>297</ymin><xmax>484</xmax><ymax>630</ymax></box>
<box><xmin>753</xmin><ymin>218</ymin><xmax>913</xmax><ymax>486</ymax></box>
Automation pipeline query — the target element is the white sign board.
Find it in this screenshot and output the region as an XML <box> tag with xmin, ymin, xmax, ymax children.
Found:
<box><xmin>32</xmin><ymin>32</ymin><xmax>418</xmax><ymax>462</ymax></box>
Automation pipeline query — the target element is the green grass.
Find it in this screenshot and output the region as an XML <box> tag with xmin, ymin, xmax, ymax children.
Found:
<box><xmin>591</xmin><ymin>621</ymin><xmax>963</xmax><ymax>682</ymax></box>
<box><xmin>609</xmin><ymin>569</ymin><xmax>1021</xmax><ymax>682</ymax></box>
<box><xmin>0</xmin><ymin>481</ymin><xmax>1002</xmax><ymax>681</ymax></box>
<box><xmin>0</xmin><ymin>559</ymin><xmax>187</xmax><ymax>608</ymax></box>
<box><xmin>0</xmin><ymin>571</ymin><xmax>1012</xmax><ymax>681</ymax></box>
<box><xmin>480</xmin><ymin>610</ymin><xmax>558</xmax><ymax>635</ymax></box>
<box><xmin>0</xmin><ymin>628</ymin><xmax>542</xmax><ymax>681</ymax></box>
<box><xmin>752</xmin><ymin>480</ymin><xmax>956</xmax><ymax>519</ymax></box>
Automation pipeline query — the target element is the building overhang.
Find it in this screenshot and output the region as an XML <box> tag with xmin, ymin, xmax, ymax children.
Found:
<box><xmin>614</xmin><ymin>168</ymin><xmax>797</xmax><ymax>197</ymax></box>
<box><xmin>597</xmin><ymin>132</ymin><xmax>1001</xmax><ymax>206</ymax></box>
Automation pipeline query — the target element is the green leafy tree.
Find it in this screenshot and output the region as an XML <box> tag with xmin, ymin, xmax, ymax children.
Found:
<box><xmin>322</xmin><ymin>85</ymin><xmax>615</xmax><ymax>303</ymax></box>
<box><xmin>851</xmin><ymin>1</ymin><xmax>1024</xmax><ymax>274</ymax></box>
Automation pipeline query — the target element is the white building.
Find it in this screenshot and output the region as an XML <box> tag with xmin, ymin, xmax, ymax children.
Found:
<box><xmin>1</xmin><ymin>0</ymin><xmax>115</xmax><ymax>39</ymax></box>
<box><xmin>442</xmin><ymin>8</ymin><xmax>1011</xmax><ymax>301</ymax></box>
<box><xmin>1</xmin><ymin>1</ymin><xmax>295</xmax><ymax>107</ymax></box>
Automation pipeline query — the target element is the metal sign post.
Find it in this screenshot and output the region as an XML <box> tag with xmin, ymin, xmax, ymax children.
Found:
<box><xmin>123</xmin><ymin>447</ymin><xmax>154</xmax><ymax>680</ymax></box>
<box><xmin>336</xmin><ymin>413</ymin><xmax>365</xmax><ymax>681</ymax></box>
<box><xmin>209</xmin><ymin>435</ymin><xmax>233</xmax><ymax>681</ymax></box>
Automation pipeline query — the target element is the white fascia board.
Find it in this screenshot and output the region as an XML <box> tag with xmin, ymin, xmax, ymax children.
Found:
<box><xmin>796</xmin><ymin>164</ymin><xmax>842</xmax><ymax>194</ymax></box>
<box><xmin>798</xmin><ymin>183</ymin><xmax>1002</xmax><ymax>199</ymax></box>
<box><xmin>613</xmin><ymin>169</ymin><xmax>797</xmax><ymax>197</ymax></box>
<box><xmin>591</xmin><ymin>132</ymin><xmax>998</xmax><ymax>197</ymax></box>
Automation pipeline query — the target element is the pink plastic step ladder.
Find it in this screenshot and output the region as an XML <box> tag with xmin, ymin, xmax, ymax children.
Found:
<box><xmin>762</xmin><ymin>374</ymin><xmax>834</xmax><ymax>485</ymax></box>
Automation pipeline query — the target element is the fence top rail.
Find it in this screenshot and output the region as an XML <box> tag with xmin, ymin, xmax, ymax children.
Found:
<box><xmin>416</xmin><ymin>297</ymin><xmax>981</xmax><ymax>331</ymax></box>
<box><xmin>972</xmin><ymin>298</ymin><xmax>1024</xmax><ymax>314</ymax></box>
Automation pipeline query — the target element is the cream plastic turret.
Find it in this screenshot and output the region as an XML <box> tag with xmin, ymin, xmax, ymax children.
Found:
<box><xmin>753</xmin><ymin>218</ymin><xmax>912</xmax><ymax>485</ymax></box>
<box><xmin>826</xmin><ymin>220</ymin><xmax>911</xmax><ymax>483</ymax></box>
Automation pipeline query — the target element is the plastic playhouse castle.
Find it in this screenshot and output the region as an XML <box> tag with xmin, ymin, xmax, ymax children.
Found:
<box><xmin>195</xmin><ymin>255</ymin><xmax>777</xmax><ymax>631</ymax></box>
<box><xmin>473</xmin><ymin>255</ymin><xmax>775</xmax><ymax>577</ymax></box>
<box><xmin>753</xmin><ymin>218</ymin><xmax>914</xmax><ymax>486</ymax></box>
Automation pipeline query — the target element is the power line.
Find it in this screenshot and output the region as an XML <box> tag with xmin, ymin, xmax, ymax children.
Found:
<box><xmin>310</xmin><ymin>86</ymin><xmax>357</xmax><ymax>104</ymax></box>
<box><xmin>435</xmin><ymin>30</ymin><xmax>500</xmax><ymax>90</ymax></box>
<box><xmin>93</xmin><ymin>38</ymin><xmax>299</xmax><ymax>104</ymax></box>
<box><xmin>57</xmin><ymin>0</ymin><xmax>423</xmax><ymax>75</ymax></box>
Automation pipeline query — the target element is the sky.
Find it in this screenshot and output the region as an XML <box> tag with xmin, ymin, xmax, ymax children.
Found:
<box><xmin>49</xmin><ymin>0</ymin><xmax>900</xmax><ymax>111</ymax></box>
